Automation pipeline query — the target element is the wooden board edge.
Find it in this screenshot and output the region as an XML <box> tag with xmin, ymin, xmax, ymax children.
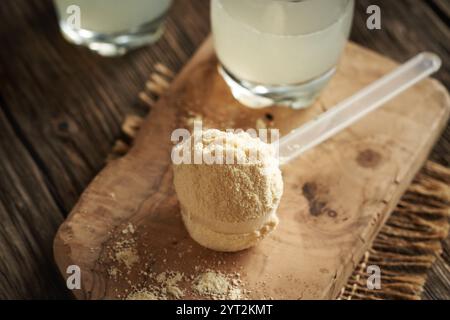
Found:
<box><xmin>53</xmin><ymin>37</ymin><xmax>450</xmax><ymax>299</ymax></box>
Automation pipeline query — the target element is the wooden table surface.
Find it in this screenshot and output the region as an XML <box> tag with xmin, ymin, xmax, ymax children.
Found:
<box><xmin>0</xmin><ymin>0</ymin><xmax>448</xmax><ymax>299</ymax></box>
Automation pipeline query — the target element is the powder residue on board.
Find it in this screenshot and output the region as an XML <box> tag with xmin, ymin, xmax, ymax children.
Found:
<box><xmin>104</xmin><ymin>223</ymin><xmax>140</xmax><ymax>277</ymax></box>
<box><xmin>126</xmin><ymin>286</ymin><xmax>164</xmax><ymax>300</ymax></box>
<box><xmin>113</xmin><ymin>226</ymin><xmax>139</xmax><ymax>269</ymax></box>
<box><xmin>156</xmin><ymin>271</ymin><xmax>185</xmax><ymax>299</ymax></box>
<box><xmin>104</xmin><ymin>223</ymin><xmax>247</xmax><ymax>300</ymax></box>
<box><xmin>193</xmin><ymin>270</ymin><xmax>244</xmax><ymax>300</ymax></box>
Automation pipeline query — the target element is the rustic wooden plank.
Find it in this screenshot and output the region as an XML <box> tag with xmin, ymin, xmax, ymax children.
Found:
<box><xmin>428</xmin><ymin>0</ymin><xmax>450</xmax><ymax>26</ymax></box>
<box><xmin>0</xmin><ymin>105</ymin><xmax>71</xmax><ymax>299</ymax></box>
<box><xmin>0</xmin><ymin>0</ymin><xmax>449</xmax><ymax>299</ymax></box>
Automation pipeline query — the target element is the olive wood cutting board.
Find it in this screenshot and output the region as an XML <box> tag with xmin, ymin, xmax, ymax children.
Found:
<box><xmin>54</xmin><ymin>37</ymin><xmax>450</xmax><ymax>299</ymax></box>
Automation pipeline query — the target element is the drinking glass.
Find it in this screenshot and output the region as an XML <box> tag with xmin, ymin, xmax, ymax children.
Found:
<box><xmin>54</xmin><ymin>0</ymin><xmax>173</xmax><ymax>57</ymax></box>
<box><xmin>211</xmin><ymin>0</ymin><xmax>355</xmax><ymax>109</ymax></box>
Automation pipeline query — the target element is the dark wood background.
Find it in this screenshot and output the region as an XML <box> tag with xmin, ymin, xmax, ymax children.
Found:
<box><xmin>0</xmin><ymin>0</ymin><xmax>448</xmax><ymax>299</ymax></box>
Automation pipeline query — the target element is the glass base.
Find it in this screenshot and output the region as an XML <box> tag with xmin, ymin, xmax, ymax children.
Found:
<box><xmin>219</xmin><ymin>66</ymin><xmax>336</xmax><ymax>109</ymax></box>
<box><xmin>59</xmin><ymin>18</ymin><xmax>166</xmax><ymax>57</ymax></box>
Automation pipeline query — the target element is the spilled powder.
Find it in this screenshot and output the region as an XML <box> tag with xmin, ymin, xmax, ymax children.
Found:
<box><xmin>125</xmin><ymin>271</ymin><xmax>185</xmax><ymax>300</ymax></box>
<box><xmin>126</xmin><ymin>285</ymin><xmax>164</xmax><ymax>300</ymax></box>
<box><xmin>126</xmin><ymin>269</ymin><xmax>245</xmax><ymax>300</ymax></box>
<box><xmin>156</xmin><ymin>271</ymin><xmax>184</xmax><ymax>299</ymax></box>
<box><xmin>193</xmin><ymin>270</ymin><xmax>243</xmax><ymax>300</ymax></box>
<box><xmin>104</xmin><ymin>224</ymin><xmax>140</xmax><ymax>279</ymax></box>
<box><xmin>103</xmin><ymin>222</ymin><xmax>247</xmax><ymax>300</ymax></box>
<box><xmin>121</xmin><ymin>223</ymin><xmax>135</xmax><ymax>235</ymax></box>
<box><xmin>111</xmin><ymin>234</ymin><xmax>139</xmax><ymax>271</ymax></box>
<box><xmin>115</xmin><ymin>247</ymin><xmax>139</xmax><ymax>269</ymax></box>
<box><xmin>183</xmin><ymin>111</ymin><xmax>203</xmax><ymax>131</ymax></box>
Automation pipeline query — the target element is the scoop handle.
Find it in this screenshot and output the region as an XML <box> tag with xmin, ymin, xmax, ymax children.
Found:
<box><xmin>278</xmin><ymin>52</ymin><xmax>442</xmax><ymax>165</ymax></box>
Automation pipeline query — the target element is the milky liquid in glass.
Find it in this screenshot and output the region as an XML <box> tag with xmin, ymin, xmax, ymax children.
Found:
<box><xmin>54</xmin><ymin>0</ymin><xmax>172</xmax><ymax>56</ymax></box>
<box><xmin>211</xmin><ymin>0</ymin><xmax>354</xmax><ymax>108</ymax></box>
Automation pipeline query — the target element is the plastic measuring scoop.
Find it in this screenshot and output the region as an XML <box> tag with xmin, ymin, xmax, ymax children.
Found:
<box><xmin>278</xmin><ymin>52</ymin><xmax>442</xmax><ymax>165</ymax></box>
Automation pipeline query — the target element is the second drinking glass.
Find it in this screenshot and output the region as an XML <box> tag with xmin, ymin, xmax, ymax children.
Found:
<box><xmin>54</xmin><ymin>0</ymin><xmax>173</xmax><ymax>57</ymax></box>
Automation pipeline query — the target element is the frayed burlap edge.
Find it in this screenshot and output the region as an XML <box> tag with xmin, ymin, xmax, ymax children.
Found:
<box><xmin>338</xmin><ymin>162</ymin><xmax>450</xmax><ymax>300</ymax></box>
<box><xmin>110</xmin><ymin>64</ymin><xmax>450</xmax><ymax>300</ymax></box>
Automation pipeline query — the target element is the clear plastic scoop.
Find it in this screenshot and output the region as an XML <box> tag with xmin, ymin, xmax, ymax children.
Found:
<box><xmin>278</xmin><ymin>52</ymin><xmax>442</xmax><ymax>165</ymax></box>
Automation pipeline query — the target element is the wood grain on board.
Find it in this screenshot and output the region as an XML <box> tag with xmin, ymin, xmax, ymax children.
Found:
<box><xmin>53</xmin><ymin>38</ymin><xmax>450</xmax><ymax>299</ymax></box>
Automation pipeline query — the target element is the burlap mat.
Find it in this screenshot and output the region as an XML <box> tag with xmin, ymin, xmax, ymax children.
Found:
<box><xmin>109</xmin><ymin>63</ymin><xmax>450</xmax><ymax>300</ymax></box>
